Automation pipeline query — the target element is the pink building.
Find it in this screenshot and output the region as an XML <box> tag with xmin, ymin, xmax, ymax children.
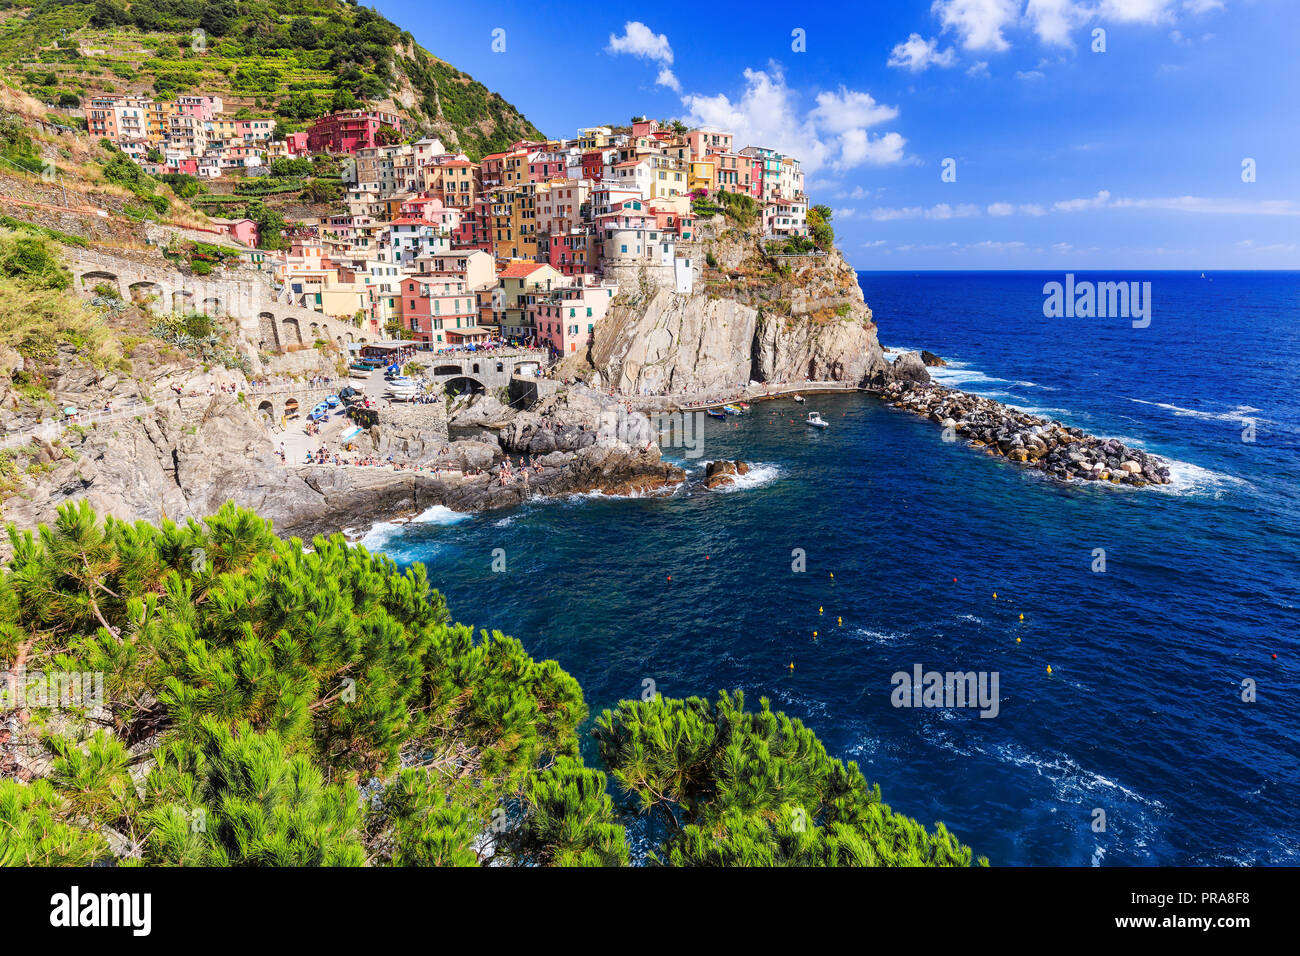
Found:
<box><xmin>530</xmin><ymin>278</ymin><xmax>618</xmax><ymax>356</ymax></box>
<box><xmin>210</xmin><ymin>217</ymin><xmax>260</xmax><ymax>247</ymax></box>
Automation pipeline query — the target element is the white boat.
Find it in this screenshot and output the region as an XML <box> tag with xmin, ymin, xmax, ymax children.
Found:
<box><xmin>793</xmin><ymin>394</ymin><xmax>805</xmax><ymax>403</ymax></box>
<box><xmin>806</xmin><ymin>412</ymin><xmax>829</xmax><ymax>429</ymax></box>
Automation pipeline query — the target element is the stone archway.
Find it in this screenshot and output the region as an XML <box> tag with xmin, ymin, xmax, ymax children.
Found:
<box><xmin>201</xmin><ymin>296</ymin><xmax>224</xmax><ymax>317</ymax></box>
<box><xmin>257</xmin><ymin>400</ymin><xmax>275</xmax><ymax>428</ymax></box>
<box><xmin>433</xmin><ymin>364</ymin><xmax>462</xmax><ymax>377</ymax></box>
<box><xmin>80</xmin><ymin>270</ymin><xmax>119</xmax><ymax>295</ymax></box>
<box><xmin>442</xmin><ymin>376</ymin><xmax>484</xmax><ymax>395</ymax></box>
<box><xmin>172</xmin><ymin>289</ymin><xmax>195</xmax><ymax>313</ymax></box>
<box><xmin>284</xmin><ymin>397</ymin><xmax>300</xmax><ymax>419</ymax></box>
<box><xmin>282</xmin><ymin>317</ymin><xmax>302</xmax><ymax>345</ymax></box>
<box><xmin>128</xmin><ymin>280</ymin><xmax>163</xmax><ymax>307</ymax></box>
<box><xmin>259</xmin><ymin>311</ymin><xmax>281</xmax><ymax>352</ymax></box>
<box><xmin>309</xmin><ymin>322</ymin><xmax>320</xmax><ymax>342</ymax></box>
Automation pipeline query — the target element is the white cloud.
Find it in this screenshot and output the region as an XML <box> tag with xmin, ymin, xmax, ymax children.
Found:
<box><xmin>606</xmin><ymin>22</ymin><xmax>674</xmax><ymax>63</ymax></box>
<box><xmin>1015</xmin><ymin>70</ymin><xmax>1046</xmax><ymax>80</ymax></box>
<box><xmin>966</xmin><ymin>60</ymin><xmax>990</xmax><ymax>77</ymax></box>
<box><xmin>1054</xmin><ymin>189</ymin><xmax>1113</xmax><ymax>211</ymax></box>
<box><xmin>656</xmin><ymin>68</ymin><xmax>681</xmax><ymax>93</ymax></box>
<box><xmin>912</xmin><ymin>0</ymin><xmax>1225</xmax><ymax>58</ymax></box>
<box><xmin>836</xmin><ymin>129</ymin><xmax>907</xmax><ymax>168</ymax></box>
<box><xmin>869</xmin><ymin>202</ymin><xmax>981</xmax><ymax>221</ymax></box>
<box><xmin>1098</xmin><ymin>0</ymin><xmax>1178</xmax><ymax>22</ymax></box>
<box><xmin>888</xmin><ymin>33</ymin><xmax>958</xmax><ymax>71</ymax></box>
<box><xmin>1027</xmin><ymin>0</ymin><xmax>1090</xmax><ymax>46</ymax></box>
<box><xmin>811</xmin><ymin>87</ymin><xmax>900</xmax><ymax>132</ymax></box>
<box><xmin>678</xmin><ymin>65</ymin><xmax>906</xmax><ymax>174</ymax></box>
<box><xmin>931</xmin><ymin>0</ymin><xmax>1020</xmax><ymax>51</ymax></box>
<box><xmin>987</xmin><ymin>201</ymin><xmax>1015</xmax><ymax>216</ymax></box>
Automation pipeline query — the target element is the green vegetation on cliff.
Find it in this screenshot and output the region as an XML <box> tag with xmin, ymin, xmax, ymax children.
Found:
<box><xmin>0</xmin><ymin>0</ymin><xmax>543</xmax><ymax>159</ymax></box>
<box><xmin>0</xmin><ymin>503</ymin><xmax>982</xmax><ymax>867</ymax></box>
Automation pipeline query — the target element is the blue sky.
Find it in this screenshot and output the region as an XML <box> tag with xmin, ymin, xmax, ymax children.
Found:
<box><xmin>374</xmin><ymin>0</ymin><xmax>1298</xmax><ymax>270</ymax></box>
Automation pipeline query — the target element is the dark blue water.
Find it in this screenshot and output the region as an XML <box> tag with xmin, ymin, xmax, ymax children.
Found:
<box><xmin>363</xmin><ymin>271</ymin><xmax>1300</xmax><ymax>866</ymax></box>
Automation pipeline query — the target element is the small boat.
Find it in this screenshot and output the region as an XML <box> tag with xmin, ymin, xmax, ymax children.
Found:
<box><xmin>348</xmin><ymin>366</ymin><xmax>371</xmax><ymax>379</ymax></box>
<box><xmin>325</xmin><ymin>395</ymin><xmax>340</xmax><ymax>407</ymax></box>
<box><xmin>806</xmin><ymin>412</ymin><xmax>829</xmax><ymax>429</ymax></box>
<box><xmin>793</xmin><ymin>394</ymin><xmax>805</xmax><ymax>404</ymax></box>
<box><xmin>707</xmin><ymin>409</ymin><xmax>727</xmax><ymax>419</ymax></box>
<box><xmin>723</xmin><ymin>404</ymin><xmax>742</xmax><ymax>415</ymax></box>
<box><xmin>738</xmin><ymin>402</ymin><xmax>750</xmax><ymax>409</ymax></box>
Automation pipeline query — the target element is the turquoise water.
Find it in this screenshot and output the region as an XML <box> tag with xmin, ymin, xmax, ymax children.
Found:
<box><xmin>364</xmin><ymin>271</ymin><xmax>1300</xmax><ymax>866</ymax></box>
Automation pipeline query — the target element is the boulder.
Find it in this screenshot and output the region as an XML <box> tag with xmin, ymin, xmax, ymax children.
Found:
<box><xmin>889</xmin><ymin>351</ymin><xmax>931</xmax><ymax>384</ymax></box>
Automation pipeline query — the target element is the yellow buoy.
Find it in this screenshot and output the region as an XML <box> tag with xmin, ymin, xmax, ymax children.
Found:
<box><xmin>813</xmin><ymin>630</ymin><xmax>818</xmax><ymax>638</ymax></box>
<box><xmin>830</xmin><ymin>572</ymin><xmax>835</xmax><ymax>579</ymax></box>
<box><xmin>993</xmin><ymin>592</ymin><xmax>998</xmax><ymax>599</ymax></box>
<box><xmin>789</xmin><ymin>662</ymin><xmax>795</xmax><ymax>671</ymax></box>
<box><xmin>1046</xmin><ymin>665</ymin><xmax>1053</xmax><ymax>675</ymax></box>
<box><xmin>837</xmin><ymin>616</ymin><xmax>842</xmax><ymax>626</ymax></box>
<box><xmin>1016</xmin><ymin>637</ymin><xmax>1021</xmax><ymax>643</ymax></box>
<box><xmin>819</xmin><ymin>606</ymin><xmax>823</xmax><ymax>615</ymax></box>
<box><xmin>1019</xmin><ymin>613</ymin><xmax>1024</xmax><ymax>621</ymax></box>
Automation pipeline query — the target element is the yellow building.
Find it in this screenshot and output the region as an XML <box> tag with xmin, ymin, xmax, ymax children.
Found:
<box><xmin>689</xmin><ymin>159</ymin><xmax>716</xmax><ymax>194</ymax></box>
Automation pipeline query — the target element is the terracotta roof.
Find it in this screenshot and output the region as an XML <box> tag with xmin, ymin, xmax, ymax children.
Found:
<box><xmin>498</xmin><ymin>262</ymin><xmax>547</xmax><ymax>278</ymax></box>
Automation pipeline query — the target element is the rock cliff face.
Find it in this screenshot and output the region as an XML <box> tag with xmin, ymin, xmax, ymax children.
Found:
<box><xmin>590</xmin><ymin>240</ymin><xmax>888</xmax><ymax>395</ymax></box>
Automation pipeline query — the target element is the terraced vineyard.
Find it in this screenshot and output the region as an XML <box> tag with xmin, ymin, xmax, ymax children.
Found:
<box><xmin>0</xmin><ymin>0</ymin><xmax>543</xmax><ymax>159</ymax></box>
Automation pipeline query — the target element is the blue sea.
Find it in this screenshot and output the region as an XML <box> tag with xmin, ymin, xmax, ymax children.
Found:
<box><xmin>362</xmin><ymin>271</ymin><xmax>1300</xmax><ymax>866</ymax></box>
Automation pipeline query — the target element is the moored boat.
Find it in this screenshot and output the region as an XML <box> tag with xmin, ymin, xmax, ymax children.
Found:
<box><xmin>806</xmin><ymin>411</ymin><xmax>829</xmax><ymax>429</ymax></box>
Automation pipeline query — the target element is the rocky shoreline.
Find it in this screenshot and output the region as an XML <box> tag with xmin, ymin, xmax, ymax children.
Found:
<box><xmin>879</xmin><ymin>374</ymin><xmax>1172</xmax><ymax>486</ymax></box>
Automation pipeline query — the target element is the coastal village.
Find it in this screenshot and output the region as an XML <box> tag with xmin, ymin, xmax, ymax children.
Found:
<box><xmin>85</xmin><ymin>95</ymin><xmax>810</xmax><ymax>358</ymax></box>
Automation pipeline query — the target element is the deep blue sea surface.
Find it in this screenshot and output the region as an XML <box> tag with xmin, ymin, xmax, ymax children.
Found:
<box><xmin>363</xmin><ymin>271</ymin><xmax>1299</xmax><ymax>866</ymax></box>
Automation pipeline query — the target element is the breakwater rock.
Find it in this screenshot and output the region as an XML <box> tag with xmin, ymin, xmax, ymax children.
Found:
<box><xmin>880</xmin><ymin>380</ymin><xmax>1172</xmax><ymax>486</ymax></box>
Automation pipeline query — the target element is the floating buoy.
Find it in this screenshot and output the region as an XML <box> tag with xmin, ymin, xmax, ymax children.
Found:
<box><xmin>813</xmin><ymin>630</ymin><xmax>818</xmax><ymax>638</ymax></box>
<box><xmin>667</xmin><ymin>575</ymin><xmax>671</xmax><ymax>582</ymax></box>
<box><xmin>1272</xmin><ymin>653</ymin><xmax>1278</xmax><ymax>660</ymax></box>
<box><xmin>1046</xmin><ymin>665</ymin><xmax>1053</xmax><ymax>675</ymax></box>
<box><xmin>1019</xmin><ymin>613</ymin><xmax>1024</xmax><ymax>621</ymax></box>
<box><xmin>953</xmin><ymin>577</ymin><xmax>957</xmax><ymax>583</ymax></box>
<box><xmin>837</xmin><ymin>616</ymin><xmax>842</xmax><ymax>626</ymax></box>
<box><xmin>705</xmin><ymin>555</ymin><xmax>710</xmax><ymax>561</ymax></box>
<box><xmin>789</xmin><ymin>661</ymin><xmax>795</xmax><ymax>671</ymax></box>
<box><xmin>993</xmin><ymin>592</ymin><xmax>998</xmax><ymax>599</ymax></box>
<box><xmin>819</xmin><ymin>606</ymin><xmax>823</xmax><ymax>615</ymax></box>
<box><xmin>830</xmin><ymin>572</ymin><xmax>835</xmax><ymax>579</ymax></box>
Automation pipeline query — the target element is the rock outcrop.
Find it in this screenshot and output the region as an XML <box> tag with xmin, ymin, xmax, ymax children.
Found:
<box><xmin>888</xmin><ymin>351</ymin><xmax>932</xmax><ymax>383</ymax></box>
<box><xmin>703</xmin><ymin>459</ymin><xmax>751</xmax><ymax>489</ymax></box>
<box><xmin>880</xmin><ymin>379</ymin><xmax>1172</xmax><ymax>486</ymax></box>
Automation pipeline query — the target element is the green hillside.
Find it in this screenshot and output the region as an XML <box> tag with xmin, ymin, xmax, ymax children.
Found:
<box><xmin>0</xmin><ymin>0</ymin><xmax>544</xmax><ymax>159</ymax></box>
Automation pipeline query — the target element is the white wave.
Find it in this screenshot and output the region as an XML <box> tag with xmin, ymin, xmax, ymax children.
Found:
<box><xmin>1128</xmin><ymin>398</ymin><xmax>1272</xmax><ymax>425</ymax></box>
<box><xmin>852</xmin><ymin>626</ymin><xmax>904</xmax><ymax>645</ymax></box>
<box><xmin>493</xmin><ymin>516</ymin><xmax>514</xmax><ymax>527</ymax></box>
<box><xmin>710</xmin><ymin>462</ymin><xmax>781</xmax><ymax>492</ymax></box>
<box><xmin>1157</xmin><ymin>457</ymin><xmax>1251</xmax><ymax>497</ymax></box>
<box><xmin>359</xmin><ymin>505</ymin><xmax>469</xmax><ymax>551</ymax></box>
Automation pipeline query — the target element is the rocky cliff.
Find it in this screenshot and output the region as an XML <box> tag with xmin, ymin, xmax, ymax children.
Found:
<box><xmin>587</xmin><ymin>223</ymin><xmax>888</xmax><ymax>395</ymax></box>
